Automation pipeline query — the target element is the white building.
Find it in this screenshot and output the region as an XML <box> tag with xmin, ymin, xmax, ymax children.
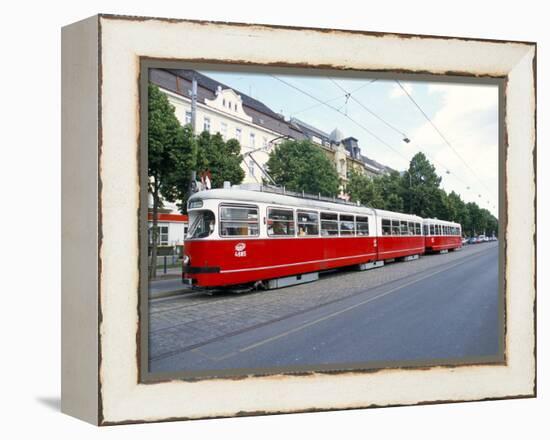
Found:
<box><xmin>148</xmin><ymin>69</ymin><xmax>394</xmax><ymax>247</ymax></box>
<box><xmin>151</xmin><ymin>68</ymin><xmax>306</xmax><ymax>185</ymax></box>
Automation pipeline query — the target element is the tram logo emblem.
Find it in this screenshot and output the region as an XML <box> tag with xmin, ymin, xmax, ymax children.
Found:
<box><xmin>234</xmin><ymin>242</ymin><xmax>247</xmax><ymax>257</ymax></box>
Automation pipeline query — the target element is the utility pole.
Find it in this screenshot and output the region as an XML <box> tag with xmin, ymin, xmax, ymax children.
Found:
<box><xmin>190</xmin><ymin>74</ymin><xmax>197</xmax><ymax>133</ymax></box>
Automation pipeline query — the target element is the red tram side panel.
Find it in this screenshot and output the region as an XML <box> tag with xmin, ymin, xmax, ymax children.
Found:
<box><xmin>181</xmin><ymin>188</ymin><xmax>462</xmax><ymax>288</ymax></box>
<box><xmin>422</xmin><ymin>218</ymin><xmax>462</xmax><ymax>252</ymax></box>
<box><xmin>373</xmin><ymin>210</ymin><xmax>425</xmax><ymax>260</ymax></box>
<box><xmin>184</xmin><ymin>236</ymin><xmax>378</xmax><ymax>287</ymax></box>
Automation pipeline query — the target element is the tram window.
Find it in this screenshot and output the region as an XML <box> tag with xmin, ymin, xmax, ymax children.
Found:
<box><xmin>356</xmin><ymin>216</ymin><xmax>369</xmax><ymax>236</ymax></box>
<box><xmin>391</xmin><ymin>220</ymin><xmax>401</xmax><ymax>235</ymax></box>
<box><xmin>445</xmin><ymin>226</ymin><xmax>450</xmax><ymax>235</ymax></box>
<box><xmin>423</xmin><ymin>224</ymin><xmax>429</xmax><ymax>235</ymax></box>
<box><xmin>339</xmin><ymin>214</ymin><xmax>355</xmax><ymax>236</ymax></box>
<box><xmin>382</xmin><ymin>219</ymin><xmax>391</xmax><ymax>236</ymax></box>
<box><xmin>187</xmin><ymin>210</ymin><xmax>215</xmax><ymax>239</ymax></box>
<box><xmin>267</xmin><ymin>208</ymin><xmax>295</xmax><ymax>236</ymax></box>
<box><xmin>219</xmin><ymin>205</ymin><xmax>259</xmax><ymax>237</ymax></box>
<box><xmin>416</xmin><ymin>223</ymin><xmax>421</xmax><ymax>235</ymax></box>
<box><xmin>400</xmin><ymin>220</ymin><xmax>408</xmax><ymax>235</ymax></box>
<box><xmin>408</xmin><ymin>221</ymin><xmax>415</xmax><ymax>235</ymax></box>
<box><xmin>297</xmin><ymin>210</ymin><xmax>319</xmax><ymax>236</ymax></box>
<box><xmin>321</xmin><ymin>212</ymin><xmax>338</xmax><ymax>236</ymax></box>
<box><xmin>429</xmin><ymin>224</ymin><xmax>435</xmax><ymax>235</ymax></box>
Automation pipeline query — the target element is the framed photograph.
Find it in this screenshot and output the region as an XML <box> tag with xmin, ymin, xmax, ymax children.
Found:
<box><xmin>61</xmin><ymin>14</ymin><xmax>536</xmax><ymax>425</ymax></box>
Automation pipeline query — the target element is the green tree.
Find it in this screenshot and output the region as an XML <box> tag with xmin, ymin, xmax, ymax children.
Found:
<box><xmin>347</xmin><ymin>170</ymin><xmax>385</xmax><ymax>208</ymax></box>
<box><xmin>164</xmin><ymin>130</ymin><xmax>246</xmax><ymax>213</ymax></box>
<box><xmin>265</xmin><ymin>140</ymin><xmax>340</xmax><ymax>196</ymax></box>
<box><xmin>403</xmin><ymin>152</ymin><xmax>443</xmax><ymax>217</ymax></box>
<box><xmin>148</xmin><ymin>84</ymin><xmax>196</xmax><ymax>279</ymax></box>
<box><xmin>195</xmin><ymin>131</ymin><xmax>245</xmax><ymax>192</ymax></box>
<box><xmin>376</xmin><ymin>171</ymin><xmax>405</xmax><ymax>212</ymax></box>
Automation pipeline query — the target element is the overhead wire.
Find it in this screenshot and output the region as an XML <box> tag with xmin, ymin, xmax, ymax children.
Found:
<box><xmin>326</xmin><ymin>77</ymin><xmax>496</xmax><ymax>209</ymax></box>
<box><xmin>272</xmin><ymin>74</ymin><xmax>496</xmax><ymax>214</ymax></box>
<box><xmin>271</xmin><ymin>75</ymin><xmax>410</xmax><ymax>164</ymax></box>
<box><xmin>395</xmin><ymin>80</ymin><xmax>496</xmax><ymax>199</ymax></box>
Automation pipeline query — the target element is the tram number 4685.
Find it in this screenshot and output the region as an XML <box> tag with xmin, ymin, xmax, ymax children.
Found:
<box><xmin>234</xmin><ymin>242</ymin><xmax>247</xmax><ymax>258</ymax></box>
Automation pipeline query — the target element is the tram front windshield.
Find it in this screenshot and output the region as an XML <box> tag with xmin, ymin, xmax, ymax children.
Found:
<box><xmin>187</xmin><ymin>210</ymin><xmax>215</xmax><ymax>239</ymax></box>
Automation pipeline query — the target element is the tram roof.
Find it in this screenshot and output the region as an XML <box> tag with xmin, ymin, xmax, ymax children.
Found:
<box><xmin>422</xmin><ymin>217</ymin><xmax>461</xmax><ymax>226</ymax></box>
<box><xmin>189</xmin><ymin>187</ymin><xmax>377</xmax><ymax>215</ymax></box>
<box><xmin>371</xmin><ymin>209</ymin><xmax>424</xmax><ymax>222</ymax></box>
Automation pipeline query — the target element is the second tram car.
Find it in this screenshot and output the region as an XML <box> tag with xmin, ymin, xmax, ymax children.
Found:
<box><xmin>422</xmin><ymin>218</ymin><xmax>462</xmax><ymax>253</ymax></box>
<box><xmin>182</xmin><ymin>186</ymin><xmax>433</xmax><ymax>288</ymax></box>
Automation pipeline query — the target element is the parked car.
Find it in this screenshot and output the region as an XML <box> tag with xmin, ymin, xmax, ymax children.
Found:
<box><xmin>478</xmin><ymin>234</ymin><xmax>486</xmax><ymax>243</ymax></box>
<box><xmin>462</xmin><ymin>237</ymin><xmax>469</xmax><ymax>245</ymax></box>
<box><xmin>468</xmin><ymin>237</ymin><xmax>478</xmax><ymax>244</ymax></box>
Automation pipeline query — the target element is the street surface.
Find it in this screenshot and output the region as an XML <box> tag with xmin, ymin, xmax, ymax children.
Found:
<box><xmin>148</xmin><ymin>242</ymin><xmax>501</xmax><ymax>375</ymax></box>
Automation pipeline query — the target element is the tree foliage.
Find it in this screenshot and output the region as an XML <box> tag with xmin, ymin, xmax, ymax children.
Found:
<box><xmin>148</xmin><ymin>83</ymin><xmax>197</xmax><ymax>278</ymax></box>
<box><xmin>265</xmin><ymin>140</ymin><xmax>340</xmax><ymax>197</ymax></box>
<box><xmin>195</xmin><ymin>131</ymin><xmax>245</xmax><ymax>190</ymax></box>
<box><xmin>348</xmin><ymin>152</ymin><xmax>498</xmax><ymax>237</ymax></box>
<box><xmin>402</xmin><ymin>152</ymin><xmax>442</xmax><ymax>218</ymax></box>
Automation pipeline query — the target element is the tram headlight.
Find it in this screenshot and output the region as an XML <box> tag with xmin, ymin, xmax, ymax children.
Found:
<box><xmin>183</xmin><ymin>255</ymin><xmax>190</xmax><ymax>266</ymax></box>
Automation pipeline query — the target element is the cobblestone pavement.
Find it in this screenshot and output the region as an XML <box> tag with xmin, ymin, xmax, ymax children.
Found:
<box><xmin>149</xmin><ymin>243</ymin><xmax>499</xmax><ymax>362</ymax></box>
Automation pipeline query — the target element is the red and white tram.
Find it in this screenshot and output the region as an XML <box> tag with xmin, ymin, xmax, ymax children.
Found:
<box><xmin>422</xmin><ymin>218</ymin><xmax>462</xmax><ymax>253</ymax></box>
<box><xmin>182</xmin><ymin>186</ymin><xmax>430</xmax><ymax>288</ymax></box>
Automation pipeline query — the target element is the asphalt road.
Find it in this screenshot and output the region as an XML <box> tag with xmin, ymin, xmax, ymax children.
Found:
<box><xmin>149</xmin><ymin>243</ymin><xmax>501</xmax><ymax>375</ymax></box>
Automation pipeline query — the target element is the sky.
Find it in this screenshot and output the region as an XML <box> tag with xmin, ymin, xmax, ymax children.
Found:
<box><xmin>202</xmin><ymin>70</ymin><xmax>499</xmax><ymax>218</ymax></box>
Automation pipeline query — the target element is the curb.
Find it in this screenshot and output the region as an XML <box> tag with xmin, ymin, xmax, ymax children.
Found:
<box><xmin>150</xmin><ymin>287</ymin><xmax>194</xmax><ymax>300</ymax></box>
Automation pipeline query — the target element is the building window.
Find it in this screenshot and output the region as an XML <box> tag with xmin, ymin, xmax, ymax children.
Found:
<box><xmin>220</xmin><ymin>122</ymin><xmax>228</xmax><ymax>140</ymax></box>
<box><xmin>203</xmin><ymin>117</ymin><xmax>211</xmax><ymax>133</ymax></box>
<box><xmin>149</xmin><ymin>225</ymin><xmax>169</xmax><ymax>245</ymax></box>
<box><xmin>185</xmin><ymin>111</ymin><xmax>192</xmax><ymax>125</ymax></box>
<box><xmin>222</xmin><ymin>98</ymin><xmax>226</xmax><ymax>107</ymax></box>
<box><xmin>267</xmin><ymin>208</ymin><xmax>295</xmax><ymax>236</ymax></box>
<box><xmin>320</xmin><ymin>212</ymin><xmax>338</xmax><ymax>236</ymax></box>
<box><xmin>248</xmin><ymin>160</ymin><xmax>255</xmax><ymax>177</ymax></box>
<box><xmin>263</xmin><ymin>137</ymin><xmax>268</xmax><ymax>150</ymax></box>
<box><xmin>249</xmin><ymin>132</ymin><xmax>256</xmax><ymax>148</ymax></box>
<box><xmin>235</xmin><ymin>128</ymin><xmax>242</xmax><ymax>142</ymax></box>
<box><xmin>297</xmin><ymin>211</ymin><xmax>319</xmax><ymax>236</ymax></box>
<box><xmin>219</xmin><ymin>205</ymin><xmax>259</xmax><ymax>237</ymax></box>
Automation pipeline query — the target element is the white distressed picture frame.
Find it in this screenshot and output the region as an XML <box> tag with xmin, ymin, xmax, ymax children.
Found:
<box><xmin>61</xmin><ymin>14</ymin><xmax>536</xmax><ymax>425</ymax></box>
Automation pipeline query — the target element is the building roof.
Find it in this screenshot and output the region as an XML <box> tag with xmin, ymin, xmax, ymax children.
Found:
<box><xmin>361</xmin><ymin>155</ymin><xmax>395</xmax><ymax>174</ymax></box>
<box><xmin>150</xmin><ymin>68</ymin><xmax>395</xmax><ymax>175</ymax></box>
<box><xmin>150</xmin><ymin>68</ymin><xmax>305</xmax><ymax>140</ymax></box>
<box><xmin>166</xmin><ymin>69</ymin><xmax>281</xmax><ymax>120</ymax></box>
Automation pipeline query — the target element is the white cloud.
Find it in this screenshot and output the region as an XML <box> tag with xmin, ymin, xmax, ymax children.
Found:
<box><xmin>389</xmin><ymin>82</ymin><xmax>413</xmax><ymax>99</ymax></box>
<box><xmin>409</xmin><ymin>83</ymin><xmax>499</xmax><ymax>216</ymax></box>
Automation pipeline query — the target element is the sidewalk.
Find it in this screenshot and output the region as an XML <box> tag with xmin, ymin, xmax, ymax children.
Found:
<box><xmin>152</xmin><ymin>265</ymin><xmax>183</xmax><ymax>279</ymax></box>
<box><xmin>149</xmin><ymin>272</ymin><xmax>193</xmax><ymax>299</ymax></box>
